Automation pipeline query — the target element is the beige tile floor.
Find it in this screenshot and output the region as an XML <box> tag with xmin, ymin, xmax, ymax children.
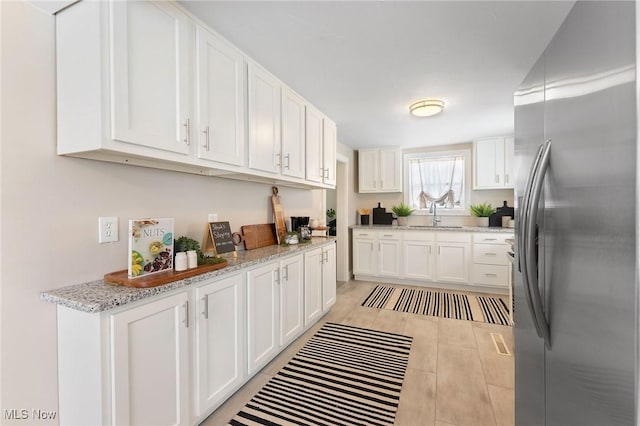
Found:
<box><xmin>201</xmin><ymin>280</ymin><xmax>514</xmax><ymax>426</ymax></box>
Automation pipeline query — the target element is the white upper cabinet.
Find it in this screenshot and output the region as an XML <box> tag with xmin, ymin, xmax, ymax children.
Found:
<box><xmin>111</xmin><ymin>1</ymin><xmax>193</xmax><ymax>155</ymax></box>
<box><xmin>248</xmin><ymin>62</ymin><xmax>282</xmax><ymax>174</ymax></box>
<box><xmin>358</xmin><ymin>147</ymin><xmax>402</xmax><ymax>193</ymax></box>
<box><xmin>473</xmin><ymin>136</ymin><xmax>514</xmax><ymax>189</ymax></box>
<box><xmin>305</xmin><ymin>106</ymin><xmax>324</xmax><ymax>184</ymax></box>
<box><xmin>323</xmin><ymin>119</ymin><xmax>337</xmax><ymax>186</ymax></box>
<box><xmin>56</xmin><ymin>0</ymin><xmax>334</xmax><ymax>189</ymax></box>
<box><xmin>281</xmin><ymin>88</ymin><xmax>306</xmax><ymax>179</ymax></box>
<box><xmin>196</xmin><ymin>25</ymin><xmax>245</xmax><ymax>166</ymax></box>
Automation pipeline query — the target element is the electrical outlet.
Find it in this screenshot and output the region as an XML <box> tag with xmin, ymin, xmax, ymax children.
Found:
<box><xmin>99</xmin><ymin>217</ymin><xmax>119</xmax><ymax>243</ymax></box>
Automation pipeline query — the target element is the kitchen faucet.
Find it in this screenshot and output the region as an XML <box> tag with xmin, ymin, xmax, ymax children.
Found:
<box><xmin>429</xmin><ymin>202</ymin><xmax>441</xmax><ymax>227</ymax></box>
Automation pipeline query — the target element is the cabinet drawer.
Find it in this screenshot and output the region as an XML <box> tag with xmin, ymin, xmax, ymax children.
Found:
<box><xmin>377</xmin><ymin>231</ymin><xmax>401</xmax><ymax>240</ymax></box>
<box><xmin>471</xmin><ymin>264</ymin><xmax>509</xmax><ymax>287</ymax></box>
<box><xmin>436</xmin><ymin>232</ymin><xmax>471</xmax><ymax>243</ymax></box>
<box><xmin>353</xmin><ymin>229</ymin><xmax>376</xmax><ymax>239</ymax></box>
<box><xmin>473</xmin><ymin>233</ymin><xmax>513</xmax><ymax>244</ymax></box>
<box><xmin>473</xmin><ymin>243</ymin><xmax>508</xmax><ymax>265</ymax></box>
<box><xmin>403</xmin><ymin>231</ymin><xmax>435</xmax><ymax>242</ymax></box>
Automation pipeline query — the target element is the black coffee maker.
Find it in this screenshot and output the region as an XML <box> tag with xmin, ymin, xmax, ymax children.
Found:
<box><xmin>290</xmin><ymin>216</ymin><xmax>310</xmax><ymax>232</ymax></box>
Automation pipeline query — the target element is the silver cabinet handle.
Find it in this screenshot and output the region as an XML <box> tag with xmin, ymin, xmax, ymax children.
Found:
<box><xmin>483</xmin><ymin>238</ymin><xmax>497</xmax><ymax>241</ymax></box>
<box><xmin>324</xmin><ymin>251</ymin><xmax>329</xmax><ymax>263</ymax></box>
<box><xmin>275</xmin><ymin>153</ymin><xmax>282</xmax><ymax>167</ymax></box>
<box><xmin>183</xmin><ymin>301</ymin><xmax>189</xmax><ymax>328</ymax></box>
<box><xmin>284</xmin><ymin>154</ymin><xmax>290</xmax><ymax>170</ymax></box>
<box><xmin>495</xmin><ymin>174</ymin><xmax>499</xmax><ymax>183</ymax></box>
<box><xmin>183</xmin><ymin>119</ymin><xmax>191</xmax><ymax>146</ymax></box>
<box><xmin>429</xmin><ymin>245</ymin><xmax>432</xmax><ymax>255</ymax></box>
<box><xmin>378</xmin><ymin>242</ymin><xmax>381</xmax><ymax>251</ymax></box>
<box><xmin>201</xmin><ymin>295</ymin><xmax>209</xmax><ymax>320</ymax></box>
<box><xmin>505</xmin><ymin>174</ymin><xmax>510</xmax><ymax>184</ymax></box>
<box><xmin>320</xmin><ymin>167</ymin><xmax>324</xmax><ymax>177</ymax></box>
<box><xmin>359</xmin><ymin>233</ymin><xmax>369</xmax><ymax>237</ymax></box>
<box><xmin>525</xmin><ymin>140</ymin><xmax>552</xmax><ymax>348</ymax></box>
<box><xmin>202</xmin><ymin>126</ymin><xmax>210</xmax><ymax>151</ymax></box>
<box><xmin>484</xmin><ymin>253</ymin><xmax>497</xmax><ymax>256</ymax></box>
<box><xmin>284</xmin><ymin>265</ymin><xmax>289</xmax><ymax>281</ymax></box>
<box><xmin>325</xmin><ymin>168</ymin><xmax>330</xmax><ymax>179</ymax></box>
<box><xmin>383</xmin><ymin>234</ymin><xmax>393</xmax><ymax>237</ymax></box>
<box><xmin>275</xmin><ymin>267</ymin><xmax>280</xmax><ymax>284</ymax></box>
<box><xmin>484</xmin><ymin>273</ymin><xmax>498</xmax><ymax>277</ymax></box>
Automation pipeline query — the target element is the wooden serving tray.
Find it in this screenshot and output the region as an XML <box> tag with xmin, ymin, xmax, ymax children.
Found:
<box><xmin>104</xmin><ymin>261</ymin><xmax>228</xmax><ymax>288</ymax></box>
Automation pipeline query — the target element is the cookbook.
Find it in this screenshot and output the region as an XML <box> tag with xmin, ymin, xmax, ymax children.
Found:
<box><xmin>128</xmin><ymin>218</ymin><xmax>174</xmax><ymax>278</ymax></box>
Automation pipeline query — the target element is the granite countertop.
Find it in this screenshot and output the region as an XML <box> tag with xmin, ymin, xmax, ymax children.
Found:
<box><xmin>351</xmin><ymin>224</ymin><xmax>515</xmax><ymax>233</ymax></box>
<box><xmin>41</xmin><ymin>237</ymin><xmax>336</xmax><ymax>314</ymax></box>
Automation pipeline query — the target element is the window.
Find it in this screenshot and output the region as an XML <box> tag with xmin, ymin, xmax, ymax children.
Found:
<box><xmin>403</xmin><ymin>149</ymin><xmax>471</xmax><ymax>215</ymax></box>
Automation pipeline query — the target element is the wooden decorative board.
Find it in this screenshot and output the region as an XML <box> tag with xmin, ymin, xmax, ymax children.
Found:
<box><xmin>271</xmin><ymin>186</ymin><xmax>287</xmax><ymax>244</ymax></box>
<box><xmin>241</xmin><ymin>224</ymin><xmax>277</xmax><ymax>250</ymax></box>
<box><xmin>104</xmin><ymin>260</ymin><xmax>228</xmax><ymax>288</ymax></box>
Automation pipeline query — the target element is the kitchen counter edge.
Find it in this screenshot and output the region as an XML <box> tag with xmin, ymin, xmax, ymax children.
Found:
<box><xmin>350</xmin><ymin>225</ymin><xmax>514</xmax><ymax>233</ymax></box>
<box><xmin>41</xmin><ymin>237</ymin><xmax>336</xmax><ymax>313</ymax></box>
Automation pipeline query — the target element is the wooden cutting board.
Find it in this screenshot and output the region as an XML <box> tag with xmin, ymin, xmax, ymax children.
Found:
<box><xmin>271</xmin><ymin>186</ymin><xmax>287</xmax><ymax>244</ymax></box>
<box><xmin>104</xmin><ymin>261</ymin><xmax>228</xmax><ymax>288</ymax></box>
<box><xmin>242</xmin><ymin>223</ymin><xmax>277</xmax><ymax>250</ymax></box>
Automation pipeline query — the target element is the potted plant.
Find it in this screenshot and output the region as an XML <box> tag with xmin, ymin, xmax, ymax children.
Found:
<box><xmin>391</xmin><ymin>202</ymin><xmax>414</xmax><ymax>226</ymax></box>
<box><xmin>469</xmin><ymin>203</ymin><xmax>496</xmax><ymax>227</ymax></box>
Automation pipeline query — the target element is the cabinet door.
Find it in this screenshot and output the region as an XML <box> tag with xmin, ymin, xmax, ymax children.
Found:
<box><xmin>353</xmin><ymin>238</ymin><xmax>376</xmax><ymax>275</ymax></box>
<box><xmin>304</xmin><ymin>248</ymin><xmax>323</xmax><ymax>326</ymax></box>
<box><xmin>358</xmin><ymin>149</ymin><xmax>379</xmax><ymax>192</ymax></box>
<box><xmin>474</xmin><ymin>138</ymin><xmax>505</xmax><ymax>188</ymax></box>
<box><xmin>403</xmin><ymin>240</ymin><xmax>435</xmax><ymax>280</ymax></box>
<box><xmin>504</xmin><ymin>137</ymin><xmax>515</xmax><ymax>188</ymax></box>
<box><xmin>322</xmin><ymin>244</ymin><xmax>337</xmax><ymax>311</ymax></box>
<box><xmin>196</xmin><ymin>26</ymin><xmax>245</xmax><ymax>166</ymax></box>
<box><xmin>280</xmin><ymin>255</ymin><xmax>304</xmax><ymax>346</ymax></box>
<box><xmin>246</xmin><ymin>262</ymin><xmax>279</xmax><ymax>374</ymax></box>
<box><xmin>248</xmin><ymin>63</ymin><xmax>281</xmax><ymax>173</ymax></box>
<box><xmin>379</xmin><ymin>148</ymin><xmax>402</xmax><ymax>192</ymax></box>
<box><xmin>111</xmin><ymin>292</ymin><xmax>189</xmax><ymax>426</ymax></box>
<box><xmin>323</xmin><ymin>119</ymin><xmax>337</xmax><ymax>186</ymax></box>
<box><xmin>281</xmin><ymin>88</ymin><xmax>306</xmax><ymax>179</ymax></box>
<box><xmin>111</xmin><ymin>1</ymin><xmax>192</xmax><ymax>155</ymax></box>
<box><xmin>436</xmin><ymin>243</ymin><xmax>469</xmax><ymax>283</ymax></box>
<box><xmin>305</xmin><ymin>106</ymin><xmax>324</xmax><ymax>183</ymax></box>
<box><xmin>194</xmin><ymin>274</ymin><xmax>245</xmax><ymax>417</ymax></box>
<box><xmin>378</xmin><ymin>239</ymin><xmax>402</xmax><ymax>277</ymax></box>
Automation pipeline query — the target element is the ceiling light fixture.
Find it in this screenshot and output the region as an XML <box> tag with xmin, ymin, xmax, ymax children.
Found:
<box><xmin>409</xmin><ymin>99</ymin><xmax>445</xmax><ymax>117</ymax></box>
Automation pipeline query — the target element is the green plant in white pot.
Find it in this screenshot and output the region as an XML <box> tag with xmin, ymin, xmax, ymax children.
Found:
<box><xmin>392</xmin><ymin>202</ymin><xmax>414</xmax><ymax>226</ymax></box>
<box><xmin>469</xmin><ymin>203</ymin><xmax>496</xmax><ymax>227</ymax></box>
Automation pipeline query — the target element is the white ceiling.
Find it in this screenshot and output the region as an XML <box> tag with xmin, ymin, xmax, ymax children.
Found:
<box><xmin>180</xmin><ymin>1</ymin><xmax>574</xmax><ymax>150</ymax></box>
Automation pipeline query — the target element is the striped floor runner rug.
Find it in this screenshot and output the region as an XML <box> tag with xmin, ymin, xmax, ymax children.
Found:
<box><xmin>362</xmin><ymin>285</ymin><xmax>511</xmax><ymax>326</ymax></box>
<box><xmin>229</xmin><ymin>322</ymin><xmax>413</xmax><ymax>426</ymax></box>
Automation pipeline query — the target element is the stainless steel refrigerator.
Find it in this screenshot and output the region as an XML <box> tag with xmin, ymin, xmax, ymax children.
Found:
<box><xmin>514</xmin><ymin>1</ymin><xmax>637</xmax><ymax>425</ymax></box>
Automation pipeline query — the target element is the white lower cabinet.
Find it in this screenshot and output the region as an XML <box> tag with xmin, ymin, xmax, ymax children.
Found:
<box><xmin>56</xmin><ymin>242</ymin><xmax>335</xmax><ymax>426</ymax></box>
<box><xmin>246</xmin><ymin>261</ymin><xmax>280</xmax><ymax>375</ymax></box>
<box><xmin>353</xmin><ymin>230</ymin><xmax>402</xmax><ymax>277</ymax></box>
<box><xmin>304</xmin><ymin>244</ymin><xmax>337</xmax><ymax>325</ymax></box>
<box><xmin>110</xmin><ymin>292</ymin><xmax>190</xmax><ymax>426</ymax></box>
<box><xmin>279</xmin><ymin>254</ymin><xmax>304</xmax><ymax>346</ymax></box>
<box><xmin>194</xmin><ymin>273</ymin><xmax>245</xmax><ymax>417</ymax></box>
<box><xmin>471</xmin><ymin>233</ymin><xmax>512</xmax><ymax>288</ymax></box>
<box><xmin>354</xmin><ymin>229</ymin><xmax>513</xmax><ymax>290</ymax></box>
<box><xmin>246</xmin><ymin>254</ymin><xmax>304</xmax><ymax>375</ymax></box>
<box><xmin>378</xmin><ymin>233</ymin><xmax>402</xmax><ymax>277</ymax></box>
<box><xmin>403</xmin><ymin>232</ymin><xmax>436</xmax><ymax>280</ymax></box>
<box><xmin>435</xmin><ymin>233</ymin><xmax>470</xmax><ymax>284</ymax></box>
<box><xmin>304</xmin><ymin>248</ymin><xmax>323</xmax><ymax>325</ymax></box>
<box><xmin>322</xmin><ymin>244</ymin><xmax>337</xmax><ymax>311</ymax></box>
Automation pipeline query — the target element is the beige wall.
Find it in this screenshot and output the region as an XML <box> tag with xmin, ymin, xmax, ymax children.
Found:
<box><xmin>0</xmin><ymin>2</ymin><xmax>323</xmax><ymax>422</ymax></box>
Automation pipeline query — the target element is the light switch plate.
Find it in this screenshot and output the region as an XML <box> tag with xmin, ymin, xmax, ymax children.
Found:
<box><xmin>99</xmin><ymin>217</ymin><xmax>119</xmax><ymax>243</ymax></box>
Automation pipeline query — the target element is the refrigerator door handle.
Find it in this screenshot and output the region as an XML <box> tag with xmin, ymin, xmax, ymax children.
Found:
<box><xmin>526</xmin><ymin>140</ymin><xmax>552</xmax><ymax>348</ymax></box>
<box><xmin>519</xmin><ymin>143</ymin><xmax>545</xmax><ymax>338</ymax></box>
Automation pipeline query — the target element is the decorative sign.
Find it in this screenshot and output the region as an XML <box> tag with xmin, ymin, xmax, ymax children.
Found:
<box><xmin>128</xmin><ymin>218</ymin><xmax>174</xmax><ymax>278</ymax></box>
<box><xmin>271</xmin><ymin>186</ymin><xmax>287</xmax><ymax>244</ymax></box>
<box><xmin>203</xmin><ymin>221</ymin><xmax>236</xmax><ymax>255</ymax></box>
